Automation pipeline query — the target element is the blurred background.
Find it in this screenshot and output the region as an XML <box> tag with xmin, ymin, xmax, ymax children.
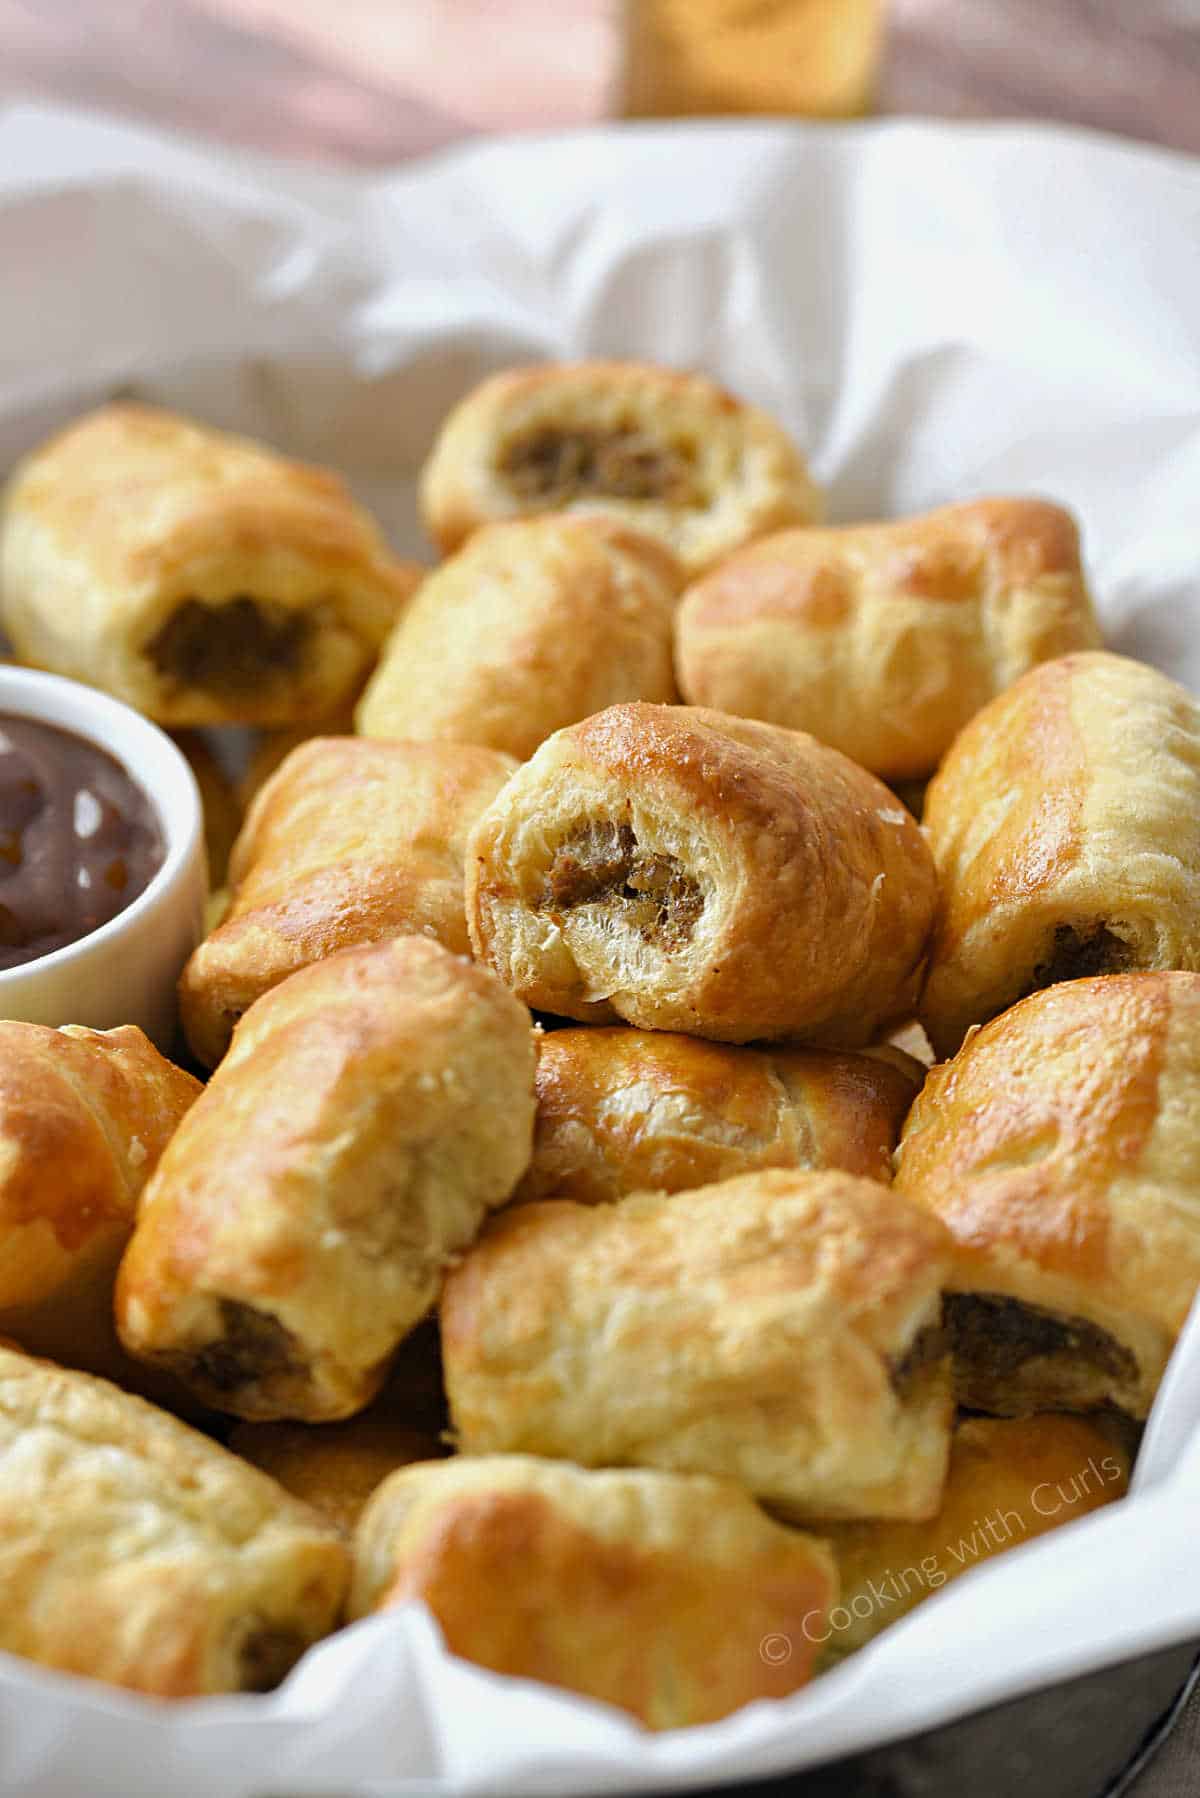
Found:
<box><xmin>0</xmin><ymin>0</ymin><xmax>1198</xmax><ymax>163</ymax></box>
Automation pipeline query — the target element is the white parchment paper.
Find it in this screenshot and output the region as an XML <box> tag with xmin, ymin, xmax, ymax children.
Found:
<box><xmin>0</xmin><ymin>99</ymin><xmax>1198</xmax><ymax>1796</ymax></box>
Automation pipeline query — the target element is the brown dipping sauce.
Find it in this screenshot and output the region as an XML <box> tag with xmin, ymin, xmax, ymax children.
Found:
<box><xmin>0</xmin><ymin>716</ymin><xmax>164</xmax><ymax>970</ymax></box>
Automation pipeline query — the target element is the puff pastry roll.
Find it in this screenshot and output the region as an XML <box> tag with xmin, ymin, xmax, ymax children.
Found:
<box><xmin>0</xmin><ymin>404</ymin><xmax>421</xmax><ymax>726</ymax></box>
<box><xmin>0</xmin><ymin>1023</ymin><xmax>200</xmax><ymax>1383</ymax></box>
<box><xmin>419</xmin><ymin>361</ymin><xmax>820</xmax><ymax>577</ymax></box>
<box><xmin>466</xmin><ymin>703</ymin><xmax>937</xmax><ymax>1046</ymax></box>
<box><xmin>513</xmin><ymin>1026</ymin><xmax>923</xmax><ymax>1204</ymax></box>
<box><xmin>920</xmin><ymin>651</ymin><xmax>1200</xmax><ymax>1056</ymax></box>
<box><xmin>0</xmin><ymin>1345</ymin><xmax>348</xmax><ymax>1696</ymax></box>
<box><xmin>676</xmin><ymin>499</ymin><xmax>1100</xmax><ymax>781</ymax></box>
<box><xmin>350</xmin><ymin>1455</ymin><xmax>837</xmax><ymax>1729</ymax></box>
<box><xmin>179</xmin><ymin>737</ymin><xmax>517</xmax><ymax>1067</ymax></box>
<box><xmin>896</xmin><ymin>972</ymin><xmax>1200</xmax><ymax>1417</ymax></box>
<box><xmin>118</xmin><ymin>938</ymin><xmax>536</xmax><ymax>1421</ymax></box>
<box><xmin>442</xmin><ymin>1169</ymin><xmax>953</xmax><ymax>1521</ymax></box>
<box><xmin>822</xmin><ymin>1416</ymin><xmax>1129</xmax><ymax>1658</ymax></box>
<box><xmin>356</xmin><ymin>517</ymin><xmax>680</xmax><ymax>759</ymax></box>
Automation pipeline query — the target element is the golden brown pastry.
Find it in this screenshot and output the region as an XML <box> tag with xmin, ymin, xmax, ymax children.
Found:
<box><xmin>822</xmin><ymin>1415</ymin><xmax>1130</xmax><ymax>1657</ymax></box>
<box><xmin>513</xmin><ymin>1026</ymin><xmax>923</xmax><ymax>1204</ymax></box>
<box><xmin>465</xmin><ymin>703</ymin><xmax>937</xmax><ymax>1046</ymax></box>
<box><xmin>179</xmin><ymin>737</ymin><xmax>517</xmax><ymax>1067</ymax></box>
<box><xmin>0</xmin><ymin>1344</ymin><xmax>348</xmax><ymax>1696</ymax></box>
<box><xmin>919</xmin><ymin>651</ymin><xmax>1200</xmax><ymax>1056</ymax></box>
<box><xmin>356</xmin><ymin>517</ymin><xmax>680</xmax><ymax>758</ymax></box>
<box><xmin>0</xmin><ymin>1023</ymin><xmax>200</xmax><ymax>1382</ymax></box>
<box><xmin>419</xmin><ymin>361</ymin><xmax>820</xmax><ymax>577</ymax></box>
<box><xmin>442</xmin><ymin>1169</ymin><xmax>954</xmax><ymax>1521</ymax></box>
<box><xmin>0</xmin><ymin>403</ymin><xmax>421</xmax><ymax>726</ymax></box>
<box><xmin>172</xmin><ymin>730</ymin><xmax>242</xmax><ymax>888</ymax></box>
<box><xmin>675</xmin><ymin>499</ymin><xmax>1100</xmax><ymax>780</ymax></box>
<box><xmin>896</xmin><ymin>972</ymin><xmax>1200</xmax><ymax>1418</ymax></box>
<box><xmin>118</xmin><ymin>937</ymin><xmax>536</xmax><ymax>1422</ymax></box>
<box><xmin>350</xmin><ymin>1455</ymin><xmax>837</xmax><ymax>1729</ymax></box>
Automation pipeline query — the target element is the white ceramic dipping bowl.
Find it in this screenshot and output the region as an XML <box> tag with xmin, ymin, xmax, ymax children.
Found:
<box><xmin>0</xmin><ymin>666</ymin><xmax>206</xmax><ymax>1048</ymax></box>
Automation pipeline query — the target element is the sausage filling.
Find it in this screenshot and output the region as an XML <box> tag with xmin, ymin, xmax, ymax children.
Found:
<box><xmin>1027</xmin><ymin>923</ymin><xmax>1134</xmax><ymax>993</ymax></box>
<box><xmin>147</xmin><ymin>597</ymin><xmax>311</xmax><ymax>694</ymax></box>
<box><xmin>498</xmin><ymin>427</ymin><xmax>698</xmax><ymax>508</ymax></box>
<box><xmin>236</xmin><ymin>1623</ymin><xmax>307</xmax><ymax>1692</ymax></box>
<box><xmin>186</xmin><ymin>1300</ymin><xmax>305</xmax><ymax>1398</ymax></box>
<box><xmin>542</xmin><ymin>821</ymin><xmax>702</xmax><ymax>950</ymax></box>
<box><xmin>946</xmin><ymin>1292</ymin><xmax>1137</xmax><ymax>1407</ymax></box>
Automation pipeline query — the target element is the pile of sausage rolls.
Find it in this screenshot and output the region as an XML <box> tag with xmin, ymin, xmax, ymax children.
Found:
<box><xmin>2</xmin><ymin>360</ymin><xmax>1197</xmax><ymax>1728</ymax></box>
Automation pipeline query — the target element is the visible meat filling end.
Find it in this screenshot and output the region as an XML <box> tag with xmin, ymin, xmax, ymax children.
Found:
<box><xmin>236</xmin><ymin>1623</ymin><xmax>306</xmax><ymax>1693</ymax></box>
<box><xmin>498</xmin><ymin>426</ymin><xmax>699</xmax><ymax>509</ymax></box>
<box><xmin>541</xmin><ymin>822</ymin><xmax>702</xmax><ymax>949</ymax></box>
<box><xmin>148</xmin><ymin>597</ymin><xmax>311</xmax><ymax>694</ymax></box>
<box><xmin>1027</xmin><ymin>923</ymin><xmax>1134</xmax><ymax>994</ymax></box>
<box><xmin>947</xmin><ymin>1292</ymin><xmax>1137</xmax><ymax>1405</ymax></box>
<box><xmin>185</xmin><ymin>1299</ymin><xmax>306</xmax><ymax>1398</ymax></box>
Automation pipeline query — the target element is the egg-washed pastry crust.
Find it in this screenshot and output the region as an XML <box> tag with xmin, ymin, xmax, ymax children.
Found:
<box><xmin>179</xmin><ymin>737</ymin><xmax>517</xmax><ymax>1067</ymax></box>
<box><xmin>442</xmin><ymin>1169</ymin><xmax>954</xmax><ymax>1522</ymax></box>
<box><xmin>466</xmin><ymin>703</ymin><xmax>936</xmax><ymax>1047</ymax></box>
<box><xmin>896</xmin><ymin>971</ymin><xmax>1200</xmax><ymax>1417</ymax></box>
<box><xmin>920</xmin><ymin>652</ymin><xmax>1200</xmax><ymax>1056</ymax></box>
<box><xmin>0</xmin><ymin>1343</ymin><xmax>347</xmax><ymax>1696</ymax></box>
<box><xmin>119</xmin><ymin>938</ymin><xmax>536</xmax><ymax>1422</ymax></box>
<box><xmin>419</xmin><ymin>361</ymin><xmax>820</xmax><ymax>577</ymax></box>
<box><xmin>351</xmin><ymin>1455</ymin><xmax>837</xmax><ymax>1729</ymax></box>
<box><xmin>676</xmin><ymin>498</ymin><xmax>1100</xmax><ymax>780</ymax></box>
<box><xmin>0</xmin><ymin>403</ymin><xmax>421</xmax><ymax>726</ymax></box>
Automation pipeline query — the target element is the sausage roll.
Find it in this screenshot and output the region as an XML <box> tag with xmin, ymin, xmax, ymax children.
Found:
<box><xmin>356</xmin><ymin>517</ymin><xmax>680</xmax><ymax>759</ymax></box>
<box><xmin>675</xmin><ymin>499</ymin><xmax>1100</xmax><ymax>780</ymax></box>
<box><xmin>419</xmin><ymin>361</ymin><xmax>820</xmax><ymax>578</ymax></box>
<box><xmin>179</xmin><ymin>737</ymin><xmax>517</xmax><ymax>1067</ymax></box>
<box><xmin>822</xmin><ymin>1415</ymin><xmax>1130</xmax><ymax>1658</ymax></box>
<box><xmin>0</xmin><ymin>404</ymin><xmax>421</xmax><ymax>726</ymax></box>
<box><xmin>0</xmin><ymin>1023</ymin><xmax>200</xmax><ymax>1383</ymax></box>
<box><xmin>513</xmin><ymin>1026</ymin><xmax>924</xmax><ymax>1204</ymax></box>
<box><xmin>896</xmin><ymin>972</ymin><xmax>1200</xmax><ymax>1418</ymax></box>
<box><xmin>442</xmin><ymin>1169</ymin><xmax>954</xmax><ymax>1521</ymax></box>
<box><xmin>919</xmin><ymin>651</ymin><xmax>1200</xmax><ymax>1056</ymax></box>
<box><xmin>0</xmin><ymin>1344</ymin><xmax>348</xmax><ymax>1696</ymax></box>
<box><xmin>118</xmin><ymin>938</ymin><xmax>536</xmax><ymax>1422</ymax></box>
<box><xmin>350</xmin><ymin>1455</ymin><xmax>837</xmax><ymax>1729</ymax></box>
<box><xmin>466</xmin><ymin>703</ymin><xmax>937</xmax><ymax>1046</ymax></box>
